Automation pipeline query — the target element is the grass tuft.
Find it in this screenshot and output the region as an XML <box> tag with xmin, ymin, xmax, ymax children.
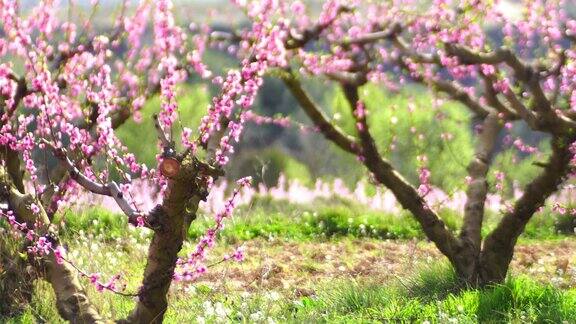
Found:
<box><xmin>287</xmin><ymin>270</ymin><xmax>576</xmax><ymax>322</ymax></box>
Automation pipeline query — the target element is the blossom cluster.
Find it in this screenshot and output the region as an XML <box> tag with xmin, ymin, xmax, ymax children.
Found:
<box><xmin>173</xmin><ymin>177</ymin><xmax>252</xmax><ymax>282</ymax></box>
<box><xmin>197</xmin><ymin>0</ymin><xmax>289</xmax><ymax>166</ymax></box>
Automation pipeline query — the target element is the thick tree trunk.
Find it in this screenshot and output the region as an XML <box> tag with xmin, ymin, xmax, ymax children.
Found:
<box><xmin>453</xmin><ymin>113</ymin><xmax>502</xmax><ymax>285</ymax></box>
<box><xmin>121</xmin><ymin>157</ymin><xmax>204</xmax><ymax>323</ymax></box>
<box><xmin>121</xmin><ymin>201</ymin><xmax>199</xmax><ymax>323</ymax></box>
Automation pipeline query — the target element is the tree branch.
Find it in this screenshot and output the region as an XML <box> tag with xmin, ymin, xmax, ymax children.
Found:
<box><xmin>41</xmin><ymin>97</ymin><xmax>144</xmax><ymax>213</ymax></box>
<box><xmin>339</xmin><ymin>83</ymin><xmax>460</xmax><ymax>261</ymax></box>
<box><xmin>502</xmin><ymin>89</ymin><xmax>541</xmax><ymax>130</ymax></box>
<box><xmin>285</xmin><ymin>6</ymin><xmax>353</xmax><ymax>49</ymax></box>
<box><xmin>43</xmin><ymin>141</ymin><xmax>145</xmax><ymax>227</ymax></box>
<box><xmin>460</xmin><ymin>113</ymin><xmax>501</xmax><ymax>251</ymax></box>
<box><xmin>339</xmin><ymin>23</ymin><xmax>402</xmax><ymax>46</ymax></box>
<box><xmin>478</xmin><ymin>72</ymin><xmax>517</xmax><ymax>119</ymax></box>
<box><xmin>396</xmin><ymin>58</ymin><xmax>490</xmax><ymax>118</ymax></box>
<box><xmin>391</xmin><ymin>36</ymin><xmax>440</xmax><ymax>64</ymax></box>
<box><xmin>445</xmin><ymin>44</ymin><xmax>576</xmax><ymax>133</ymax></box>
<box><xmin>480</xmin><ymin>135</ymin><xmax>575</xmax><ymax>282</ymax></box>
<box><xmin>282</xmin><ymin>71</ymin><xmax>361</xmax><ymax>155</ymax></box>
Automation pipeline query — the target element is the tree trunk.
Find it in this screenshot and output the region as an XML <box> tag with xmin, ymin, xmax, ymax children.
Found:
<box><xmin>121</xmin><ymin>157</ymin><xmax>204</xmax><ymax>323</ymax></box>
<box><xmin>284</xmin><ymin>74</ymin><xmax>575</xmax><ymax>288</ymax></box>
<box><xmin>453</xmin><ymin>113</ymin><xmax>502</xmax><ymax>286</ymax></box>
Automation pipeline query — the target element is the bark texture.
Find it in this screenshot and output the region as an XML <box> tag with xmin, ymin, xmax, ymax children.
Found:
<box><xmin>121</xmin><ymin>157</ymin><xmax>205</xmax><ymax>323</ymax></box>
<box><xmin>454</xmin><ymin>113</ymin><xmax>502</xmax><ymax>284</ymax></box>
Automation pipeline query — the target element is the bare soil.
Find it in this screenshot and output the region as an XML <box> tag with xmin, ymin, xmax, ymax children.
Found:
<box><xmin>190</xmin><ymin>238</ymin><xmax>576</xmax><ymax>296</ymax></box>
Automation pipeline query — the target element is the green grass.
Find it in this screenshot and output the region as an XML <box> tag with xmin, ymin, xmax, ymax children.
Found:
<box><xmin>287</xmin><ymin>264</ymin><xmax>576</xmax><ymax>323</ymax></box>
<box><xmin>4</xmin><ymin>197</ymin><xmax>574</xmax><ymax>322</ymax></box>
<box><xmin>53</xmin><ymin>196</ymin><xmax>574</xmax><ymax>244</ymax></box>
<box><xmin>189</xmin><ymin>200</ymin><xmax>426</xmax><ymax>243</ymax></box>
<box><xmin>6</xmin><ymin>256</ymin><xmax>576</xmax><ymax>323</ymax></box>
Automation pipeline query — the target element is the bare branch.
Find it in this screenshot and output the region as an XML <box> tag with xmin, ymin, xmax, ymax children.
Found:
<box><xmin>325</xmin><ymin>71</ymin><xmax>368</xmax><ymax>86</ymax></box>
<box><xmin>502</xmin><ymin>90</ymin><xmax>541</xmax><ymax>130</ymax></box>
<box><xmin>444</xmin><ymin>43</ymin><xmax>512</xmax><ymax>65</ymax></box>
<box><xmin>396</xmin><ymin>58</ymin><xmax>490</xmax><ymax>118</ymax></box>
<box><xmin>43</xmin><ymin>141</ymin><xmax>145</xmax><ymax>226</ymax></box>
<box><xmin>153</xmin><ymin>114</ymin><xmax>172</xmax><ymax>148</ymax></box>
<box><xmin>391</xmin><ymin>36</ymin><xmax>439</xmax><ymax>64</ymax></box>
<box><xmin>432</xmin><ymin>78</ymin><xmax>490</xmax><ymax>118</ymax></box>
<box><xmin>339</xmin><ymin>83</ymin><xmax>460</xmax><ymax>261</ymax></box>
<box><xmin>282</xmin><ymin>71</ymin><xmax>361</xmax><ymax>155</ymax></box>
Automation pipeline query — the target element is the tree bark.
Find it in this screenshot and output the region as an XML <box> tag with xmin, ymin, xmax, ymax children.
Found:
<box><xmin>454</xmin><ymin>113</ymin><xmax>501</xmax><ymax>284</ymax></box>
<box><xmin>121</xmin><ymin>157</ymin><xmax>204</xmax><ymax>323</ymax></box>
<box><xmin>284</xmin><ymin>78</ymin><xmax>461</xmax><ymax>262</ymax></box>
<box><xmin>284</xmin><ymin>76</ymin><xmax>576</xmax><ymax>287</ymax></box>
<box><xmin>282</xmin><ymin>73</ymin><xmax>361</xmax><ymax>155</ymax></box>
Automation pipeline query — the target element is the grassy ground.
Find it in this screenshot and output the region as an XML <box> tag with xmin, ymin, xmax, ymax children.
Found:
<box><xmin>2</xmin><ymin>198</ymin><xmax>576</xmax><ymax>323</ymax></box>
<box><xmin>58</xmin><ymin>195</ymin><xmax>575</xmax><ymax>243</ymax></box>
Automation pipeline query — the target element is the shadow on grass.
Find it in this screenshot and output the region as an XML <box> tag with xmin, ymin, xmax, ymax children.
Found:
<box><xmin>402</xmin><ymin>262</ymin><xmax>462</xmax><ymax>302</ymax></box>
<box><xmin>403</xmin><ymin>263</ymin><xmax>576</xmax><ymax>322</ymax></box>
<box><xmin>288</xmin><ymin>262</ymin><xmax>576</xmax><ymax>322</ymax></box>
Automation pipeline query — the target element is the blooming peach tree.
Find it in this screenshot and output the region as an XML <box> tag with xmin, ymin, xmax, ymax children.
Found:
<box><xmin>0</xmin><ymin>0</ymin><xmax>287</xmax><ymax>322</ymax></box>
<box><xmin>210</xmin><ymin>0</ymin><xmax>576</xmax><ymax>286</ymax></box>
<box><xmin>3</xmin><ymin>0</ymin><xmax>576</xmax><ymax>321</ymax></box>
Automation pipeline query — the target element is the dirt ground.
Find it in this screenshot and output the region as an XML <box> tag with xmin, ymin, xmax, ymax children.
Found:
<box><xmin>190</xmin><ymin>238</ymin><xmax>576</xmax><ymax>296</ymax></box>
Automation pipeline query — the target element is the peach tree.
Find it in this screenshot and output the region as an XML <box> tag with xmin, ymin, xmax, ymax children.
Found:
<box><xmin>210</xmin><ymin>0</ymin><xmax>576</xmax><ymax>286</ymax></box>
<box><xmin>0</xmin><ymin>0</ymin><xmax>286</xmax><ymax>322</ymax></box>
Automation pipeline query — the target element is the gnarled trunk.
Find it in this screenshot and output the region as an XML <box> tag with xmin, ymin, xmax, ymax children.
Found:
<box><xmin>450</xmin><ymin>136</ymin><xmax>575</xmax><ymax>286</ymax></box>
<box><xmin>2</xmin><ymin>151</ymin><xmax>213</xmax><ymax>323</ymax></box>
<box><xmin>121</xmin><ymin>157</ymin><xmax>205</xmax><ymax>323</ymax></box>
